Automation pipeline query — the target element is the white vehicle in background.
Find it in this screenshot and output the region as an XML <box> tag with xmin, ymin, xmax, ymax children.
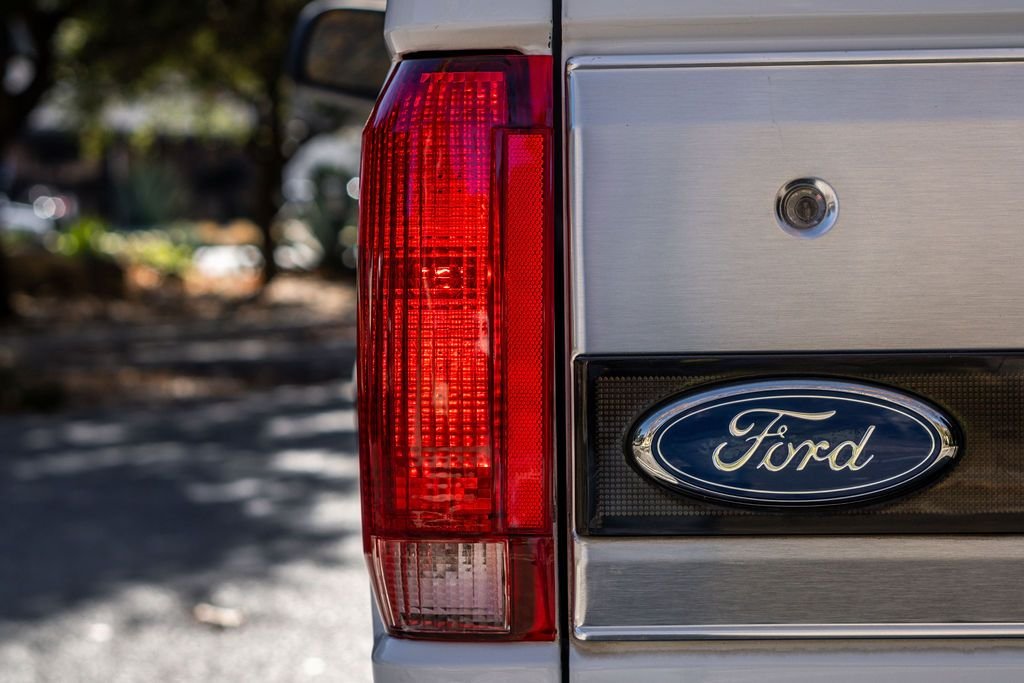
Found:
<box><xmin>291</xmin><ymin>2</ymin><xmax>1024</xmax><ymax>681</ymax></box>
<box><xmin>0</xmin><ymin>194</ymin><xmax>57</xmax><ymax>236</ymax></box>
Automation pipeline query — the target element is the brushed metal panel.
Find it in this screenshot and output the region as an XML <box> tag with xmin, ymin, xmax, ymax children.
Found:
<box><xmin>570</xmin><ymin>642</ymin><xmax>1024</xmax><ymax>683</ymax></box>
<box><xmin>578</xmin><ymin>625</ymin><xmax>1024</xmax><ymax>641</ymax></box>
<box><xmin>563</xmin><ymin>1</ymin><xmax>1024</xmax><ymax>58</ymax></box>
<box><xmin>574</xmin><ymin>535</ymin><xmax>1024</xmax><ymax>637</ymax></box>
<box><xmin>568</xmin><ymin>53</ymin><xmax>1024</xmax><ymax>354</ymax></box>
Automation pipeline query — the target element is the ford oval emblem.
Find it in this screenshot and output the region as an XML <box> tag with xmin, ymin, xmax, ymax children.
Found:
<box><xmin>629</xmin><ymin>379</ymin><xmax>959</xmax><ymax>507</ymax></box>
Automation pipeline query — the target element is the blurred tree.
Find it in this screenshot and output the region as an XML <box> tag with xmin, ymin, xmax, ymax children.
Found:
<box><xmin>69</xmin><ymin>0</ymin><xmax>311</xmax><ymax>286</ymax></box>
<box><xmin>0</xmin><ymin>0</ymin><xmax>308</xmax><ymax>317</ymax></box>
<box><xmin>1</xmin><ymin>3</ymin><xmax>68</xmax><ymax>320</ymax></box>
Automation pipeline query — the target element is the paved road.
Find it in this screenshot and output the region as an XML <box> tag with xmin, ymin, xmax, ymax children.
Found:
<box><xmin>0</xmin><ymin>380</ymin><xmax>373</xmax><ymax>682</ymax></box>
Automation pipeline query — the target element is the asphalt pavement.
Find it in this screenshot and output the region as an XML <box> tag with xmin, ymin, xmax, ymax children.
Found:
<box><xmin>0</xmin><ymin>378</ymin><xmax>373</xmax><ymax>682</ymax></box>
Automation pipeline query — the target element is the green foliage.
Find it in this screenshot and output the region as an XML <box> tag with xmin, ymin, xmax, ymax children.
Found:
<box><xmin>117</xmin><ymin>228</ymin><xmax>195</xmax><ymax>276</ymax></box>
<box><xmin>53</xmin><ymin>0</ymin><xmax>306</xmax><ymax>128</ymax></box>
<box><xmin>3</xmin><ymin>0</ymin><xmax>311</xmax><ymax>295</ymax></box>
<box><xmin>4</xmin><ymin>0</ymin><xmax>308</xmax><ymax>167</ymax></box>
<box><xmin>56</xmin><ymin>218</ymin><xmax>195</xmax><ymax>276</ymax></box>
<box><xmin>53</xmin><ymin>216</ymin><xmax>108</xmax><ymax>258</ymax></box>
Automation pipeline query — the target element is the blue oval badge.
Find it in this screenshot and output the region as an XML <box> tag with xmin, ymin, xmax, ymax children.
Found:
<box><xmin>629</xmin><ymin>380</ymin><xmax>959</xmax><ymax>507</ymax></box>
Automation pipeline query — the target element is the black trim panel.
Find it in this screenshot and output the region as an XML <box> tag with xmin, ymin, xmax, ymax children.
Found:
<box><xmin>577</xmin><ymin>353</ymin><xmax>1024</xmax><ymax>535</ymax></box>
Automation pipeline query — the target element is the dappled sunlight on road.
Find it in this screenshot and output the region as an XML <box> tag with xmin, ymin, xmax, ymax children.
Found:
<box><xmin>0</xmin><ymin>378</ymin><xmax>372</xmax><ymax>682</ymax></box>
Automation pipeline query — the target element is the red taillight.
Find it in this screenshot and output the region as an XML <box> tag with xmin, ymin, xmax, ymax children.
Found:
<box><xmin>358</xmin><ymin>55</ymin><xmax>554</xmax><ymax>640</ymax></box>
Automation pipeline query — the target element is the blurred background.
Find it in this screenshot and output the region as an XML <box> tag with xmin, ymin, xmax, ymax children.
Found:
<box><xmin>0</xmin><ymin>1</ymin><xmax>383</xmax><ymax>680</ymax></box>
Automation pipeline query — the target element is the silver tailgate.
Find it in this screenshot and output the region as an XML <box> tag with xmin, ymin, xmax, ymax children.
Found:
<box><xmin>568</xmin><ymin>51</ymin><xmax>1024</xmax><ymax>645</ymax></box>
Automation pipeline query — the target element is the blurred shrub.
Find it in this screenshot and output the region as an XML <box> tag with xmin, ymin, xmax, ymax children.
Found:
<box><xmin>53</xmin><ymin>216</ymin><xmax>107</xmax><ymax>258</ymax></box>
<box><xmin>115</xmin><ymin>227</ymin><xmax>195</xmax><ymax>276</ymax></box>
<box><xmin>6</xmin><ymin>214</ymin><xmax>287</xmax><ymax>301</ymax></box>
<box><xmin>2</xmin><ymin>217</ymin><xmax>120</xmax><ymax>297</ymax></box>
<box><xmin>56</xmin><ymin>217</ymin><xmax>195</xmax><ymax>277</ymax></box>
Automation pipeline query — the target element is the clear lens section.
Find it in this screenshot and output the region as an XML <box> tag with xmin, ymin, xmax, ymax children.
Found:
<box><xmin>374</xmin><ymin>539</ymin><xmax>508</xmax><ymax>634</ymax></box>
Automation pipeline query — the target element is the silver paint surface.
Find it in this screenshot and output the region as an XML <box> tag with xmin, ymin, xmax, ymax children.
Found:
<box><xmin>372</xmin><ymin>609</ymin><xmax>560</xmax><ymax>682</ymax></box>
<box><xmin>569</xmin><ymin>642</ymin><xmax>1024</xmax><ymax>682</ymax></box>
<box><xmin>563</xmin><ymin>0</ymin><xmax>1024</xmax><ymax>58</ymax></box>
<box><xmin>574</xmin><ymin>535</ymin><xmax>1024</xmax><ymax>638</ymax></box>
<box><xmin>569</xmin><ymin>52</ymin><xmax>1024</xmax><ymax>354</ymax></box>
<box><xmin>384</xmin><ymin>0</ymin><xmax>551</xmax><ymax>57</ymax></box>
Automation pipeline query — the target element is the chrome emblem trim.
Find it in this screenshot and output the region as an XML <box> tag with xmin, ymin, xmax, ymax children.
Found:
<box><xmin>629</xmin><ymin>379</ymin><xmax>959</xmax><ymax>507</ymax></box>
<box><xmin>574</xmin><ymin>623</ymin><xmax>1024</xmax><ymax>642</ymax></box>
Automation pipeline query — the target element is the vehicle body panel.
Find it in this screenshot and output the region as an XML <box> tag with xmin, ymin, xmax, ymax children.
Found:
<box><xmin>371</xmin><ymin>2</ymin><xmax>559</xmax><ymax>680</ymax></box>
<box><xmin>570</xmin><ymin>643</ymin><xmax>1024</xmax><ymax>683</ymax></box>
<box><xmin>574</xmin><ymin>536</ymin><xmax>1024</xmax><ymax>640</ymax></box>
<box><xmin>369</xmin><ymin>602</ymin><xmax>560</xmax><ymax>682</ymax></box>
<box><xmin>384</xmin><ymin>0</ymin><xmax>551</xmax><ymax>56</ymax></box>
<box><xmin>564</xmin><ymin>2</ymin><xmax>1024</xmax><ymax>680</ymax></box>
<box><xmin>563</xmin><ymin>0</ymin><xmax>1024</xmax><ymax>57</ymax></box>
<box><xmin>569</xmin><ymin>52</ymin><xmax>1024</xmax><ymax>354</ymax></box>
<box><xmin>370</xmin><ymin>1</ymin><xmax>1024</xmax><ymax>680</ymax></box>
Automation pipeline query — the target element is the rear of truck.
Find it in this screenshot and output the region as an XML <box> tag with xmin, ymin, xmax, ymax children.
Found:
<box><xmin>358</xmin><ymin>2</ymin><xmax>1024</xmax><ymax>680</ymax></box>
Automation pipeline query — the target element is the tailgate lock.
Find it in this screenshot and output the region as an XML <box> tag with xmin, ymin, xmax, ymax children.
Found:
<box><xmin>776</xmin><ymin>178</ymin><xmax>838</xmax><ymax>237</ymax></box>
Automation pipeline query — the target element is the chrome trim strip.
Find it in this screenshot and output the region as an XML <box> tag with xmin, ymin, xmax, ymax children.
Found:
<box><xmin>566</xmin><ymin>48</ymin><xmax>1024</xmax><ymax>72</ymax></box>
<box><xmin>575</xmin><ymin>623</ymin><xmax>1024</xmax><ymax>641</ymax></box>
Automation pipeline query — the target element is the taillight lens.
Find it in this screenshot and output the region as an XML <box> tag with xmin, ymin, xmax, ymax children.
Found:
<box><xmin>358</xmin><ymin>55</ymin><xmax>554</xmax><ymax>640</ymax></box>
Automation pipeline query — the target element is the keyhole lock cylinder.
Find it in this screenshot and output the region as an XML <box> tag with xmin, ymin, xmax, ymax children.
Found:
<box><xmin>775</xmin><ymin>178</ymin><xmax>839</xmax><ymax>238</ymax></box>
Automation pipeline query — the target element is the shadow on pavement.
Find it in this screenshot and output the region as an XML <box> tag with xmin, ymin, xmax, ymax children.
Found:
<box><xmin>0</xmin><ymin>377</ymin><xmax>358</xmax><ymax>623</ymax></box>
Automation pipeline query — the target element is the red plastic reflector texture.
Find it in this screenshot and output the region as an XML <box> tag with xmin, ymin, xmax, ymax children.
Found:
<box><xmin>502</xmin><ymin>132</ymin><xmax>551</xmax><ymax>531</ymax></box>
<box><xmin>358</xmin><ymin>55</ymin><xmax>554</xmax><ymax>640</ymax></box>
